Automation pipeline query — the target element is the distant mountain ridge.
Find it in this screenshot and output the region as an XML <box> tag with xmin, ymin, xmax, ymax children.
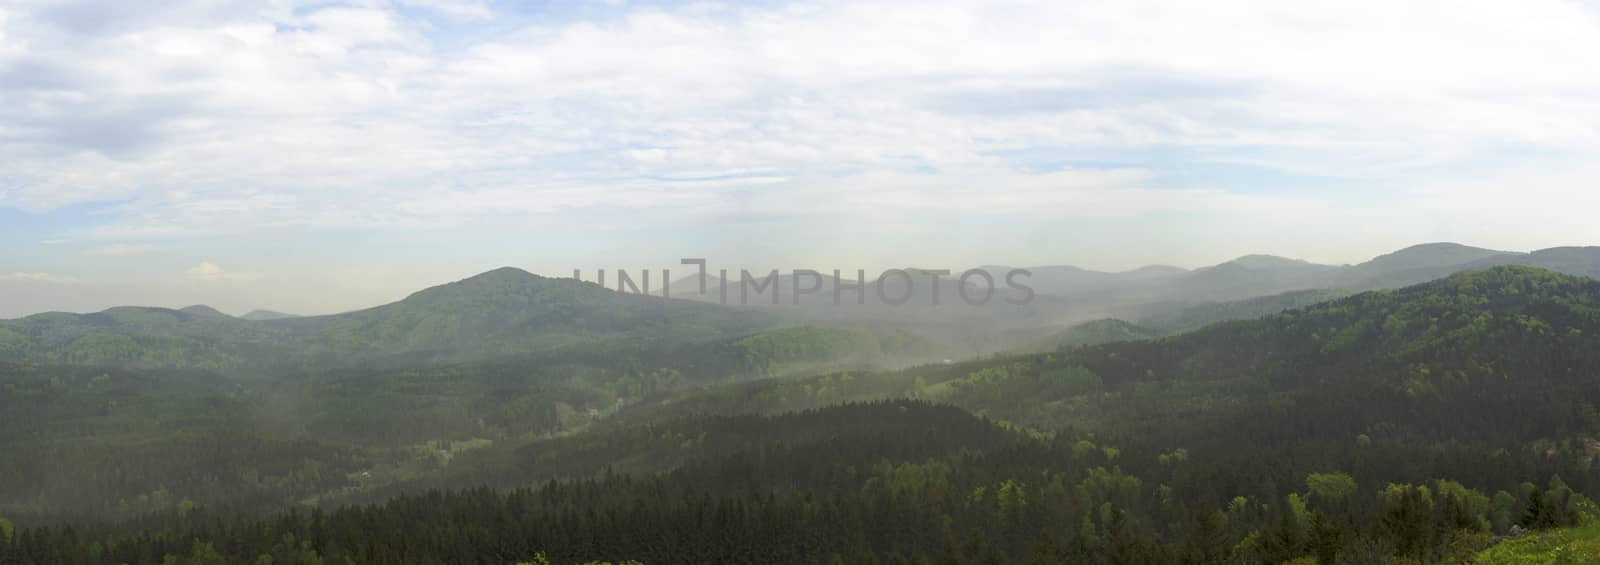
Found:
<box><xmin>242</xmin><ymin>309</ymin><xmax>298</xmax><ymax>321</ymax></box>
<box><xmin>1002</xmin><ymin>243</ymin><xmax>1600</xmax><ymax>308</ymax></box>
<box><xmin>4</xmin><ymin>244</ymin><xmax>1598</xmax><ymax>372</ymax></box>
<box><xmin>179</xmin><ymin>305</ymin><xmax>231</xmax><ymax>318</ymax></box>
<box><xmin>1351</xmin><ymin>242</ymin><xmax>1516</xmax><ymax>274</ymax></box>
<box><xmin>0</xmin><ymin>267</ymin><xmax>778</xmax><ymax>373</ymax></box>
<box><xmin>649</xmin><ymin>244</ymin><xmax>1599</xmax><ymax>359</ymax></box>
<box><xmin>977</xmin><ymin>263</ymin><xmax>1190</xmax><ymax>297</ymax></box>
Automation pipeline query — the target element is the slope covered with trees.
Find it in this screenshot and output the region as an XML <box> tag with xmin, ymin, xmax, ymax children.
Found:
<box><xmin>633</xmin><ymin>267</ymin><xmax>1600</xmax><ymax>451</ymax></box>
<box><xmin>0</xmin><ymin>322</ymin><xmax>942</xmax><ymax>521</ymax></box>
<box><xmin>6</xmin><ymin>266</ymin><xmax>1600</xmax><ymax>564</ymax></box>
<box><xmin>4</xmin><ymin>400</ymin><xmax>1591</xmax><ymax>564</ymax></box>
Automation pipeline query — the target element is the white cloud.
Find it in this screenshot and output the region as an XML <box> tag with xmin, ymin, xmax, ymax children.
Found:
<box><xmin>2</xmin><ymin>272</ymin><xmax>79</xmax><ymax>283</ymax></box>
<box><xmin>180</xmin><ymin>261</ymin><xmax>264</xmax><ymax>282</ymax></box>
<box><xmin>185</xmin><ymin>261</ymin><xmax>228</xmax><ymax>280</ymax></box>
<box><xmin>82</xmin><ymin>243</ymin><xmax>161</xmax><ymax>257</ymax></box>
<box><xmin>0</xmin><ymin>0</ymin><xmax>1596</xmax><ymax>254</ymax></box>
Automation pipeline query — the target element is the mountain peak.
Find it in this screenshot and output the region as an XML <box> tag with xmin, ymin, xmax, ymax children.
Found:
<box><xmin>1123</xmin><ymin>265</ymin><xmax>1188</xmax><ymax>276</ymax></box>
<box><xmin>241</xmin><ymin>309</ymin><xmax>298</xmax><ymax>321</ymax></box>
<box><xmin>1217</xmin><ymin>254</ymin><xmax>1330</xmax><ymax>270</ymax></box>
<box><xmin>421</xmin><ymin>267</ymin><xmax>551</xmax><ymax>293</ymax></box>
<box><xmin>1395</xmin><ymin>242</ymin><xmax>1491</xmax><ymax>253</ymax></box>
<box><xmin>179</xmin><ymin>305</ymin><xmax>230</xmax><ymax>318</ymax></box>
<box><xmin>398</xmin><ymin>266</ymin><xmax>603</xmax><ymax>306</ymax></box>
<box><xmin>466</xmin><ymin>266</ymin><xmax>540</xmax><ymax>281</ymax></box>
<box><xmin>1360</xmin><ymin>242</ymin><xmax>1514</xmax><ymax>271</ymax></box>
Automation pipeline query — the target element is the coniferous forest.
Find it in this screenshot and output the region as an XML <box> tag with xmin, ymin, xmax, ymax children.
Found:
<box><xmin>3</xmin><ymin>265</ymin><xmax>1600</xmax><ymax>563</ymax></box>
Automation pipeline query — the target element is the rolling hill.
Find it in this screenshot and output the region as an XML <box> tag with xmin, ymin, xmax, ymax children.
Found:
<box><xmin>0</xmin><ymin>268</ymin><xmax>781</xmax><ymax>373</ymax></box>
<box><xmin>649</xmin><ymin>266</ymin><xmax>1600</xmax><ymax>452</ymax></box>
<box><xmin>1080</xmin><ymin>244</ymin><xmax>1595</xmax><ymax>304</ymax></box>
<box><xmin>7</xmin><ymin>244</ymin><xmax>1597</xmax><ymax>373</ymax></box>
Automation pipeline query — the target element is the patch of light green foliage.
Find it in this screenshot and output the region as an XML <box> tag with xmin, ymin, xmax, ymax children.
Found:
<box><xmin>1478</xmin><ymin>522</ymin><xmax>1600</xmax><ymax>564</ymax></box>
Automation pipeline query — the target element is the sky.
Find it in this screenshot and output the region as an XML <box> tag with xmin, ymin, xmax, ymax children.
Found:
<box><xmin>2</xmin><ymin>0</ymin><xmax>1600</xmax><ymax>317</ymax></box>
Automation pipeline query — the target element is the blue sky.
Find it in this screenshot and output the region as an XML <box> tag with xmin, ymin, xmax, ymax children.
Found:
<box><xmin>2</xmin><ymin>0</ymin><xmax>1600</xmax><ymax>317</ymax></box>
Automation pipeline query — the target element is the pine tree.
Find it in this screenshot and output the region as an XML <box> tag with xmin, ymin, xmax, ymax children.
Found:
<box><xmin>1521</xmin><ymin>488</ymin><xmax>1551</xmax><ymax>529</ymax></box>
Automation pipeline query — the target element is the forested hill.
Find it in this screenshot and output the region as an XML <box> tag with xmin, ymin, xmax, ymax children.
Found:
<box><xmin>1079</xmin><ymin>265</ymin><xmax>1600</xmax><ymax>392</ymax></box>
<box><xmin>8</xmin><ymin>266</ymin><xmax>1600</xmax><ymax>564</ymax></box>
<box><xmin>910</xmin><ymin>266</ymin><xmax>1600</xmax><ymax>447</ymax></box>
<box><xmin>0</xmin><ymin>268</ymin><xmax>780</xmax><ymax>372</ymax></box>
<box><xmin>614</xmin><ymin>266</ymin><xmax>1600</xmax><ymax>486</ymax></box>
<box><xmin>271</xmin><ymin>267</ymin><xmax>779</xmax><ymax>368</ymax></box>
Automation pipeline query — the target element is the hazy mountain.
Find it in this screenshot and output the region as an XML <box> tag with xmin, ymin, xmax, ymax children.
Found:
<box><xmin>667</xmin><ymin>272</ymin><xmax>728</xmax><ymax>298</ymax></box>
<box><xmin>668</xmin><ymin>269</ymin><xmax>1005</xmax><ymax>304</ymax></box>
<box><xmin>646</xmin><ymin>245</ymin><xmax>1599</xmax><ymax>328</ymax></box>
<box><xmin>8</xmin><ymin>245</ymin><xmax>1598</xmax><ymax>373</ymax></box>
<box><xmin>646</xmin><ymin>244</ymin><xmax>1600</xmax><ymax>354</ymax></box>
<box><xmin>665</xmin><ymin>267</ymin><xmax>1070</xmax><ymax>352</ymax></box>
<box><xmin>1135</xmin><ymin>288</ymin><xmax>1354</xmax><ymax>335</ymax></box>
<box><xmin>1010</xmin><ymin>244</ymin><xmax>1600</xmax><ymax>327</ymax></box>
<box><xmin>1163</xmin><ymin>254</ymin><xmax>1345</xmax><ymax>302</ymax></box>
<box><xmin>979</xmin><ymin>263</ymin><xmax>1189</xmax><ymax>296</ymax></box>
<box><xmin>1326</xmin><ymin>245</ymin><xmax>1600</xmax><ymax>292</ymax></box>
<box><xmin>1123</xmin><ymin>264</ymin><xmax>1190</xmax><ymax>278</ymax></box>
<box><xmin>1353</xmin><ymin>242</ymin><xmax>1514</xmax><ymax>275</ymax></box>
<box><xmin>1458</xmin><ymin>246</ymin><xmax>1600</xmax><ymax>278</ymax></box>
<box><xmin>1014</xmin><ymin>288</ymin><xmax>1355</xmax><ymax>354</ymax></box>
<box><xmin>241</xmin><ymin>309</ymin><xmax>299</xmax><ymax>321</ymax></box>
<box><xmin>1334</xmin><ymin>242</ymin><xmax>1517</xmax><ymax>289</ymax></box>
<box><xmin>178</xmin><ymin>304</ymin><xmax>231</xmax><ymax>318</ymax></box>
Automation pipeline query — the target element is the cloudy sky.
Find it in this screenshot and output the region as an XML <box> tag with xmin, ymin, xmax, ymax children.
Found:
<box><xmin>2</xmin><ymin>0</ymin><xmax>1599</xmax><ymax>317</ymax></box>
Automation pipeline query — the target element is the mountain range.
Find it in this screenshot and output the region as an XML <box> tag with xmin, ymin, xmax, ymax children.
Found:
<box><xmin>993</xmin><ymin>243</ymin><xmax>1598</xmax><ymax>304</ymax></box>
<box><xmin>3</xmin><ymin>243</ymin><xmax>1598</xmax><ymax>374</ymax></box>
<box><xmin>8</xmin><ymin>255</ymin><xmax>1600</xmax><ymax>563</ymax></box>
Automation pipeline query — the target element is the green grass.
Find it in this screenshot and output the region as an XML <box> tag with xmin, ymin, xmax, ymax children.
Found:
<box><xmin>1478</xmin><ymin>524</ymin><xmax>1600</xmax><ymax>564</ymax></box>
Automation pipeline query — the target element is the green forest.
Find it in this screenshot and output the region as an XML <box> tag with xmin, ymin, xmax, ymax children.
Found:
<box><xmin>5</xmin><ymin>266</ymin><xmax>1600</xmax><ymax>563</ymax></box>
